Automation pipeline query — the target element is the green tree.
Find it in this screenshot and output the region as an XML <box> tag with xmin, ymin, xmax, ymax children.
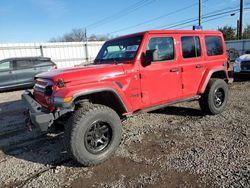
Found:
<box><xmin>243</xmin><ymin>24</ymin><xmax>250</xmax><ymax>39</ymax></box>
<box><xmin>218</xmin><ymin>26</ymin><xmax>236</xmax><ymax>40</ymax></box>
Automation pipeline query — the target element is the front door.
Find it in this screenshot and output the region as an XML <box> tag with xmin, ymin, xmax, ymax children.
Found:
<box><xmin>140</xmin><ymin>35</ymin><xmax>182</xmax><ymax>106</ymax></box>
<box><xmin>0</xmin><ymin>60</ymin><xmax>17</xmax><ymax>89</ymax></box>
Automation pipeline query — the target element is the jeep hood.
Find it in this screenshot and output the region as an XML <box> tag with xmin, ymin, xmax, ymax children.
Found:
<box><xmin>36</xmin><ymin>64</ymin><xmax>125</xmax><ymax>84</ymax></box>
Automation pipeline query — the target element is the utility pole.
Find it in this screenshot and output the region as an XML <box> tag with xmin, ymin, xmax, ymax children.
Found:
<box><xmin>84</xmin><ymin>28</ymin><xmax>89</xmax><ymax>62</ymax></box>
<box><xmin>199</xmin><ymin>0</ymin><xmax>202</xmax><ymax>26</ymax></box>
<box><xmin>239</xmin><ymin>0</ymin><xmax>244</xmax><ymax>39</ymax></box>
<box><xmin>237</xmin><ymin>20</ymin><xmax>240</xmax><ymax>39</ymax></box>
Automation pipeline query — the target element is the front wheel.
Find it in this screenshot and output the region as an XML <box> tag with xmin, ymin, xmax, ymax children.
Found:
<box><xmin>199</xmin><ymin>79</ymin><xmax>228</xmax><ymax>115</ymax></box>
<box><xmin>64</xmin><ymin>103</ymin><xmax>122</xmax><ymax>166</ymax></box>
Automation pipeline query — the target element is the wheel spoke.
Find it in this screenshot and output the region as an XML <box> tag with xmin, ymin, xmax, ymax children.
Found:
<box><xmin>97</xmin><ymin>138</ymin><xmax>104</xmax><ymax>145</ymax></box>
<box><xmin>95</xmin><ymin>122</ymin><xmax>101</xmax><ymax>129</ymax></box>
<box><xmin>86</xmin><ymin>130</ymin><xmax>94</xmax><ymax>136</ymax></box>
<box><xmin>90</xmin><ymin>139</ymin><xmax>95</xmax><ymax>148</ymax></box>
<box><xmin>100</xmin><ymin>127</ymin><xmax>109</xmax><ymax>134</ymax></box>
<box><xmin>101</xmin><ymin>135</ymin><xmax>108</xmax><ymax>142</ymax></box>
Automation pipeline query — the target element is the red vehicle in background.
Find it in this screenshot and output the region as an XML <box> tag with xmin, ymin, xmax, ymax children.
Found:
<box><xmin>23</xmin><ymin>30</ymin><xmax>230</xmax><ymax>166</ymax></box>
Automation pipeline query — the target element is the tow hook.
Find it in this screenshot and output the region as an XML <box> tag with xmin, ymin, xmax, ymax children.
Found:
<box><xmin>24</xmin><ymin>110</ymin><xmax>33</xmax><ymax>132</ymax></box>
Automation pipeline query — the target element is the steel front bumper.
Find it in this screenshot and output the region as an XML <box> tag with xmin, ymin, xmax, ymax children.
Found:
<box><xmin>22</xmin><ymin>90</ymin><xmax>54</xmax><ymax>131</ymax></box>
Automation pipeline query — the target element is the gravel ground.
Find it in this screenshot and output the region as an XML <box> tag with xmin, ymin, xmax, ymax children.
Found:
<box><xmin>0</xmin><ymin>80</ymin><xmax>249</xmax><ymax>188</ymax></box>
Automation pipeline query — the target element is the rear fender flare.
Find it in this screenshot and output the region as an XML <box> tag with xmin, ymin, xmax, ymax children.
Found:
<box><xmin>198</xmin><ymin>68</ymin><xmax>228</xmax><ymax>94</ymax></box>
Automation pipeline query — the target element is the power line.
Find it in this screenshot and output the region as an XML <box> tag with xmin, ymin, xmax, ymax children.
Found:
<box><xmin>165</xmin><ymin>7</ymin><xmax>250</xmax><ymax>30</ymax></box>
<box><xmin>176</xmin><ymin>12</ymin><xmax>240</xmax><ymax>29</ymax></box>
<box><xmin>159</xmin><ymin>7</ymin><xmax>241</xmax><ymax>29</ymax></box>
<box><xmin>102</xmin><ymin>2</ymin><xmax>250</xmax><ymax>36</ymax></box>
<box><xmin>108</xmin><ymin>1</ymin><xmax>201</xmax><ymax>34</ymax></box>
<box><xmin>86</xmin><ymin>0</ymin><xmax>156</xmax><ymax>30</ymax></box>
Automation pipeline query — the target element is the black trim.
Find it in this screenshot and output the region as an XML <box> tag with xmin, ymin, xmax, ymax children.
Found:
<box><xmin>72</xmin><ymin>88</ymin><xmax>128</xmax><ymax>112</ymax></box>
<box><xmin>22</xmin><ymin>90</ymin><xmax>54</xmax><ymax>131</ymax></box>
<box><xmin>135</xmin><ymin>95</ymin><xmax>200</xmax><ymax>114</ymax></box>
<box><xmin>114</xmin><ymin>81</ymin><xmax>123</xmax><ymax>89</ymax></box>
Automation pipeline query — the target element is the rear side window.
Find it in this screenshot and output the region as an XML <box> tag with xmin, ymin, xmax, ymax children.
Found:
<box><xmin>205</xmin><ymin>36</ymin><xmax>223</xmax><ymax>56</ymax></box>
<box><xmin>181</xmin><ymin>36</ymin><xmax>201</xmax><ymax>58</ymax></box>
<box><xmin>147</xmin><ymin>37</ymin><xmax>175</xmax><ymax>61</ymax></box>
<box><xmin>15</xmin><ymin>60</ymin><xmax>34</xmax><ymax>69</ymax></box>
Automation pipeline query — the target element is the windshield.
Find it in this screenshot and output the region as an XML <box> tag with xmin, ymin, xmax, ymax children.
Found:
<box><xmin>95</xmin><ymin>35</ymin><xmax>143</xmax><ymax>64</ymax></box>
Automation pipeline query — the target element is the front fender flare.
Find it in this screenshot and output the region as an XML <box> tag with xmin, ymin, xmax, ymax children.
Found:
<box><xmin>72</xmin><ymin>87</ymin><xmax>130</xmax><ymax>113</ymax></box>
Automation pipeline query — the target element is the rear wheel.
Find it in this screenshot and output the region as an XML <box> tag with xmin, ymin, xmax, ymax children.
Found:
<box><xmin>199</xmin><ymin>79</ymin><xmax>228</xmax><ymax>115</ymax></box>
<box><xmin>64</xmin><ymin>103</ymin><xmax>122</xmax><ymax>166</ymax></box>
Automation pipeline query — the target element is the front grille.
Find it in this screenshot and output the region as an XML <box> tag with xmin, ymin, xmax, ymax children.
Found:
<box><xmin>34</xmin><ymin>78</ymin><xmax>54</xmax><ymax>96</ymax></box>
<box><xmin>241</xmin><ymin>61</ymin><xmax>250</xmax><ymax>71</ymax></box>
<box><xmin>44</xmin><ymin>86</ymin><xmax>53</xmax><ymax>96</ymax></box>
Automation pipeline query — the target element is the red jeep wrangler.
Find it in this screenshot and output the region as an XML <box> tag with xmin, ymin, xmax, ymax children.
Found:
<box><xmin>22</xmin><ymin>30</ymin><xmax>230</xmax><ymax>166</ymax></box>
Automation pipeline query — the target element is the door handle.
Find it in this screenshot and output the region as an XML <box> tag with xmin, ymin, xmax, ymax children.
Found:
<box><xmin>170</xmin><ymin>68</ymin><xmax>179</xmax><ymax>72</ymax></box>
<box><xmin>196</xmin><ymin>65</ymin><xmax>204</xmax><ymax>68</ymax></box>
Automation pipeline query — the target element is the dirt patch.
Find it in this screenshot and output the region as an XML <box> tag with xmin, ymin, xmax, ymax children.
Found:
<box><xmin>128</xmin><ymin>133</ymin><xmax>192</xmax><ymax>161</ymax></box>
<box><xmin>153</xmin><ymin>170</ymin><xmax>207</xmax><ymax>188</ymax></box>
<box><xmin>70</xmin><ymin>156</ymin><xmax>156</xmax><ymax>188</ymax></box>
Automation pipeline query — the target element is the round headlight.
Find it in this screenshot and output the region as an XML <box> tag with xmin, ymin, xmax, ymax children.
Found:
<box><xmin>57</xmin><ymin>78</ymin><xmax>65</xmax><ymax>88</ymax></box>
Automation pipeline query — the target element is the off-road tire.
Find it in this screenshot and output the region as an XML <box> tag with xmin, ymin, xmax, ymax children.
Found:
<box><xmin>64</xmin><ymin>103</ymin><xmax>122</xmax><ymax>166</ymax></box>
<box><xmin>199</xmin><ymin>79</ymin><xmax>228</xmax><ymax>115</ymax></box>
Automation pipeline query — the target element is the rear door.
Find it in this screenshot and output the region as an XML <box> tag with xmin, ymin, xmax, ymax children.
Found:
<box><xmin>0</xmin><ymin>60</ymin><xmax>17</xmax><ymax>89</ymax></box>
<box><xmin>140</xmin><ymin>34</ymin><xmax>182</xmax><ymax>106</ymax></box>
<box><xmin>179</xmin><ymin>35</ymin><xmax>206</xmax><ymax>97</ymax></box>
<box><xmin>13</xmin><ymin>59</ymin><xmax>38</xmax><ymax>85</ymax></box>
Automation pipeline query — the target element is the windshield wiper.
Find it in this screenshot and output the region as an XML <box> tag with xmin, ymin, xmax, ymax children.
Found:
<box><xmin>109</xmin><ymin>58</ymin><xmax>118</xmax><ymax>64</ymax></box>
<box><xmin>94</xmin><ymin>58</ymin><xmax>119</xmax><ymax>65</ymax></box>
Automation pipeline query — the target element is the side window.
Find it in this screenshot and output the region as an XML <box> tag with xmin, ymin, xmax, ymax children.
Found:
<box><xmin>205</xmin><ymin>36</ymin><xmax>223</xmax><ymax>56</ymax></box>
<box><xmin>147</xmin><ymin>37</ymin><xmax>175</xmax><ymax>61</ymax></box>
<box><xmin>35</xmin><ymin>60</ymin><xmax>52</xmax><ymax>67</ymax></box>
<box><xmin>0</xmin><ymin>61</ymin><xmax>12</xmax><ymax>71</ymax></box>
<box><xmin>181</xmin><ymin>36</ymin><xmax>201</xmax><ymax>58</ymax></box>
<box><xmin>15</xmin><ymin>60</ymin><xmax>34</xmax><ymax>69</ymax></box>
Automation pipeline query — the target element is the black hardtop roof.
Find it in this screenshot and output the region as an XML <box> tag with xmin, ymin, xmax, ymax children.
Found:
<box><xmin>108</xmin><ymin>29</ymin><xmax>223</xmax><ymax>42</ymax></box>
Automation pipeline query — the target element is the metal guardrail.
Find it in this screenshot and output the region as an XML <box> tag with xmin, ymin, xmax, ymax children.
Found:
<box><xmin>226</xmin><ymin>39</ymin><xmax>250</xmax><ymax>55</ymax></box>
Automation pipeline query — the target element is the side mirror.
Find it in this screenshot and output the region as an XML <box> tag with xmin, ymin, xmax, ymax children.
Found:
<box><xmin>143</xmin><ymin>49</ymin><xmax>158</xmax><ymax>67</ymax></box>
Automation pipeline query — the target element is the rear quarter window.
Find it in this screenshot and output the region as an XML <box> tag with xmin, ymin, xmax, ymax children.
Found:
<box><xmin>205</xmin><ymin>36</ymin><xmax>223</xmax><ymax>56</ymax></box>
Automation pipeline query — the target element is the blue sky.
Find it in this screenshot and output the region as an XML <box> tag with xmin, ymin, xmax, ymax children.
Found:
<box><xmin>0</xmin><ymin>0</ymin><xmax>249</xmax><ymax>42</ymax></box>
